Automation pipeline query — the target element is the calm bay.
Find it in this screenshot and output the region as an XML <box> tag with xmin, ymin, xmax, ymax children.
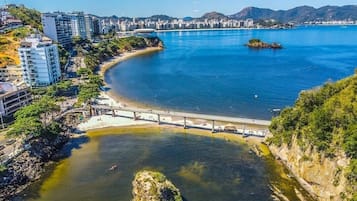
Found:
<box><xmin>106</xmin><ymin>26</ymin><xmax>357</xmax><ymax>119</ymax></box>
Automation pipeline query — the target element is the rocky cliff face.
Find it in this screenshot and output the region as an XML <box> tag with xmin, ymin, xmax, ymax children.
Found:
<box><xmin>132</xmin><ymin>170</ymin><xmax>183</xmax><ymax>201</ymax></box>
<box><xmin>269</xmin><ymin>137</ymin><xmax>350</xmax><ymax>201</ymax></box>
<box><xmin>144</xmin><ymin>37</ymin><xmax>164</xmax><ymax>48</ymax></box>
<box><xmin>0</xmin><ymin>134</ymin><xmax>69</xmax><ymax>200</ymax></box>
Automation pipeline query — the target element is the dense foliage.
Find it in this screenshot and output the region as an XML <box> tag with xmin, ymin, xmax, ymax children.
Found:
<box><xmin>7</xmin><ymin>81</ymin><xmax>73</xmax><ymax>137</ymax></box>
<box><xmin>8</xmin><ymin>96</ymin><xmax>60</xmax><ymax>137</ymax></box>
<box><xmin>269</xmin><ymin>72</ymin><xmax>357</xmax><ymax>198</ymax></box>
<box><xmin>31</xmin><ymin>80</ymin><xmax>72</xmax><ymax>98</ymax></box>
<box><xmin>83</xmin><ymin>36</ymin><xmax>161</xmax><ymax>71</ymax></box>
<box><xmin>57</xmin><ymin>45</ymin><xmax>70</xmax><ymax>70</ymax></box>
<box><xmin>77</xmin><ymin>75</ymin><xmax>103</xmax><ymax>104</ymax></box>
<box><xmin>8</xmin><ymin>5</ymin><xmax>43</xmax><ymax>31</ymax></box>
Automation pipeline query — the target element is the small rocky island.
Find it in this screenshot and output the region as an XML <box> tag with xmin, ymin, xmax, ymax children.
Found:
<box><xmin>246</xmin><ymin>39</ymin><xmax>283</xmax><ymax>49</ymax></box>
<box><xmin>132</xmin><ymin>170</ymin><xmax>183</xmax><ymax>201</ymax></box>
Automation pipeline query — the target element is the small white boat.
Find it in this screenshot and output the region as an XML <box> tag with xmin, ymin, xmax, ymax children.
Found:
<box><xmin>108</xmin><ymin>164</ymin><xmax>118</xmax><ymax>171</ymax></box>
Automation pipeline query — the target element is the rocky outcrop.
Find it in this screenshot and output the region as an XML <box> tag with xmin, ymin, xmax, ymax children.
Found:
<box><xmin>132</xmin><ymin>170</ymin><xmax>183</xmax><ymax>201</ymax></box>
<box><xmin>246</xmin><ymin>39</ymin><xmax>282</xmax><ymax>49</ymax></box>
<box><xmin>269</xmin><ymin>137</ymin><xmax>350</xmax><ymax>201</ymax></box>
<box><xmin>0</xmin><ymin>134</ymin><xmax>69</xmax><ymax>200</ymax></box>
<box><xmin>144</xmin><ymin>37</ymin><xmax>164</xmax><ymax>48</ymax></box>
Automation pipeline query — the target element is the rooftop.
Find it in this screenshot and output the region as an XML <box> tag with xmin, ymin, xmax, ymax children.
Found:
<box><xmin>20</xmin><ymin>34</ymin><xmax>53</xmax><ymax>48</ymax></box>
<box><xmin>0</xmin><ymin>82</ymin><xmax>17</xmax><ymax>95</ymax></box>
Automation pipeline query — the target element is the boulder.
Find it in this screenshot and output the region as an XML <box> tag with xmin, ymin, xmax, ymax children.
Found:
<box><xmin>132</xmin><ymin>170</ymin><xmax>183</xmax><ymax>201</ymax></box>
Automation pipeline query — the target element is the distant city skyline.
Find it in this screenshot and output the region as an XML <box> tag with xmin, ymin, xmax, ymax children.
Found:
<box><xmin>2</xmin><ymin>0</ymin><xmax>357</xmax><ymax>17</ymax></box>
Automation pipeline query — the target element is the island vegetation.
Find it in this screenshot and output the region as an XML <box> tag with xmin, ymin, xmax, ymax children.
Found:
<box><xmin>269</xmin><ymin>71</ymin><xmax>357</xmax><ymax>200</ymax></box>
<box><xmin>246</xmin><ymin>39</ymin><xmax>282</xmax><ymax>49</ymax></box>
<box><xmin>132</xmin><ymin>170</ymin><xmax>183</xmax><ymax>201</ymax></box>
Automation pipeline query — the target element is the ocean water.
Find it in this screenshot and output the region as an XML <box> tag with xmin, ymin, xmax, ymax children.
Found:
<box><xmin>105</xmin><ymin>26</ymin><xmax>357</xmax><ymax>119</ymax></box>
<box><xmin>23</xmin><ymin>131</ymin><xmax>314</xmax><ymax>201</ymax></box>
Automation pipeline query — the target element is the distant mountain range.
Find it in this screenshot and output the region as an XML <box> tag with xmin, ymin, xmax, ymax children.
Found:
<box><xmin>200</xmin><ymin>12</ymin><xmax>228</xmax><ymax>21</ymax></box>
<box><xmin>229</xmin><ymin>5</ymin><xmax>357</xmax><ymax>23</ymax></box>
<box><xmin>102</xmin><ymin>5</ymin><xmax>357</xmax><ymax>23</ymax></box>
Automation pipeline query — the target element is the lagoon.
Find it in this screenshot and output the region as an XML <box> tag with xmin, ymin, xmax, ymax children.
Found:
<box><xmin>23</xmin><ymin>129</ymin><xmax>314</xmax><ymax>201</ymax></box>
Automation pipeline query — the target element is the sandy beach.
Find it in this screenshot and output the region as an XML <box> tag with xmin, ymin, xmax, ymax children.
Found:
<box><xmin>99</xmin><ymin>47</ymin><xmax>163</xmax><ymax>76</ymax></box>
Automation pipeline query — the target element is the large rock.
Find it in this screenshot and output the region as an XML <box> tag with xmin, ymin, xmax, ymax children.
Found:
<box><xmin>269</xmin><ymin>136</ymin><xmax>351</xmax><ymax>201</ymax></box>
<box><xmin>0</xmin><ymin>134</ymin><xmax>69</xmax><ymax>200</ymax></box>
<box><xmin>132</xmin><ymin>170</ymin><xmax>183</xmax><ymax>201</ymax></box>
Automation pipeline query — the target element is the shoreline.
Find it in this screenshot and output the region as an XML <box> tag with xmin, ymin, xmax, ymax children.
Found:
<box><xmin>85</xmin><ymin>125</ymin><xmax>266</xmax><ymax>146</ymax></box>
<box><xmin>153</xmin><ymin>24</ymin><xmax>355</xmax><ymax>33</ymax></box>
<box><xmin>99</xmin><ymin>46</ymin><xmax>165</xmax><ymax>110</ymax></box>
<box><xmin>155</xmin><ymin>27</ymin><xmax>260</xmax><ymax>33</ymax></box>
<box><xmin>99</xmin><ymin>46</ymin><xmax>163</xmax><ymax>77</ymax></box>
<box><xmin>96</xmin><ymin>46</ymin><xmax>270</xmax><ymax>132</ymax></box>
<box><xmin>76</xmin><ymin>42</ymin><xmax>272</xmax><ymax>140</ymax></box>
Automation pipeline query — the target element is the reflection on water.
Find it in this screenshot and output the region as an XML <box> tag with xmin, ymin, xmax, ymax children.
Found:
<box><xmin>23</xmin><ymin>130</ymin><xmax>314</xmax><ymax>201</ymax></box>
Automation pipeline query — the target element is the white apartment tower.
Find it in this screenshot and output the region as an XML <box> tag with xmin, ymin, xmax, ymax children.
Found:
<box><xmin>84</xmin><ymin>14</ymin><xmax>94</xmax><ymax>40</ymax></box>
<box><xmin>69</xmin><ymin>12</ymin><xmax>87</xmax><ymax>39</ymax></box>
<box><xmin>41</xmin><ymin>12</ymin><xmax>73</xmax><ymax>47</ymax></box>
<box><xmin>18</xmin><ymin>35</ymin><xmax>62</xmax><ymax>87</ymax></box>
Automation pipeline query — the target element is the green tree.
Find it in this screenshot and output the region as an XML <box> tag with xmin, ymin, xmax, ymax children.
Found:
<box><xmin>88</xmin><ymin>75</ymin><xmax>103</xmax><ymax>86</ymax></box>
<box><xmin>77</xmin><ymin>67</ymin><xmax>92</xmax><ymax>76</ymax></box>
<box><xmin>57</xmin><ymin>45</ymin><xmax>70</xmax><ymax>69</ymax></box>
<box><xmin>7</xmin><ymin>117</ymin><xmax>43</xmax><ymax>137</ymax></box>
<box><xmin>14</xmin><ymin>103</ymin><xmax>44</xmax><ymax>119</ymax></box>
<box><xmin>45</xmin><ymin>122</ymin><xmax>63</xmax><ymax>135</ymax></box>
<box><xmin>78</xmin><ymin>83</ymin><xmax>100</xmax><ymax>104</ymax></box>
<box><xmin>344</xmin><ymin>125</ymin><xmax>357</xmax><ymax>158</ymax></box>
<box><xmin>84</xmin><ymin>54</ymin><xmax>100</xmax><ymax>71</ymax></box>
<box><xmin>8</xmin><ymin>5</ymin><xmax>43</xmax><ymax>31</ymax></box>
<box><xmin>56</xmin><ymin>80</ymin><xmax>72</xmax><ymax>94</ymax></box>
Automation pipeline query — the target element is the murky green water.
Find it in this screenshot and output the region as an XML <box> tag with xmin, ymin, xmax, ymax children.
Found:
<box><xmin>22</xmin><ymin>130</ymin><xmax>314</xmax><ymax>201</ymax></box>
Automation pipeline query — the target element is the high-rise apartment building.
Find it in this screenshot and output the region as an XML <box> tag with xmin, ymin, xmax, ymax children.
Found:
<box><xmin>69</xmin><ymin>12</ymin><xmax>87</xmax><ymax>39</ymax></box>
<box><xmin>84</xmin><ymin>14</ymin><xmax>94</xmax><ymax>40</ymax></box>
<box><xmin>92</xmin><ymin>17</ymin><xmax>100</xmax><ymax>36</ymax></box>
<box><xmin>41</xmin><ymin>12</ymin><xmax>73</xmax><ymax>47</ymax></box>
<box><xmin>18</xmin><ymin>35</ymin><xmax>62</xmax><ymax>87</ymax></box>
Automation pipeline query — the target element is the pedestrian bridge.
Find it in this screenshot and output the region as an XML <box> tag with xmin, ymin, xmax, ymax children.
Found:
<box><xmin>90</xmin><ymin>105</ymin><xmax>271</xmax><ymax>134</ymax></box>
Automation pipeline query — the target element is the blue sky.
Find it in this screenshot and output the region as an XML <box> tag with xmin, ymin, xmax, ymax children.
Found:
<box><xmin>3</xmin><ymin>0</ymin><xmax>357</xmax><ymax>17</ymax></box>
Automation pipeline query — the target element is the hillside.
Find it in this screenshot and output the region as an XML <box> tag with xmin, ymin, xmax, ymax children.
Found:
<box><xmin>0</xmin><ymin>27</ymin><xmax>32</xmax><ymax>68</ymax></box>
<box><xmin>269</xmin><ymin>72</ymin><xmax>357</xmax><ymax>200</ymax></box>
<box><xmin>230</xmin><ymin>5</ymin><xmax>357</xmax><ymax>23</ymax></box>
<box><xmin>200</xmin><ymin>12</ymin><xmax>228</xmax><ymax>20</ymax></box>
<box><xmin>7</xmin><ymin>4</ymin><xmax>43</xmax><ymax>31</ymax></box>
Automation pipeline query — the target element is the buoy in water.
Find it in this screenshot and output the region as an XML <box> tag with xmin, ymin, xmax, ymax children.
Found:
<box><xmin>254</xmin><ymin>94</ymin><xmax>258</xmax><ymax>99</ymax></box>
